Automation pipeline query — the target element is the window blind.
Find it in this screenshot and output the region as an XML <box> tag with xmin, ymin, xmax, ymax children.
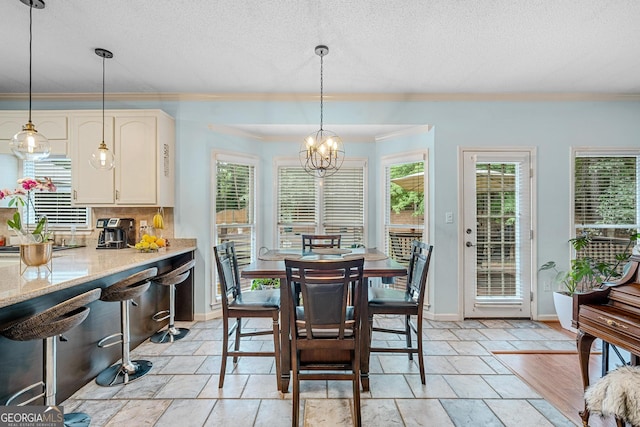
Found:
<box><xmin>24</xmin><ymin>159</ymin><xmax>89</xmax><ymax>227</ymax></box>
<box><xmin>278</xmin><ymin>166</ymin><xmax>317</xmax><ymax>248</ymax></box>
<box><xmin>277</xmin><ymin>165</ymin><xmax>365</xmax><ymax>248</ymax></box>
<box><xmin>214</xmin><ymin>159</ymin><xmax>255</xmax><ymax>295</ymax></box>
<box><xmin>215</xmin><ymin>161</ymin><xmax>254</xmax><ymax>263</ymax></box>
<box><xmin>574</xmin><ymin>155</ymin><xmax>639</xmax><ymax>231</ymax></box>
<box><xmin>323</xmin><ymin>167</ymin><xmax>364</xmax><ymax>248</ymax></box>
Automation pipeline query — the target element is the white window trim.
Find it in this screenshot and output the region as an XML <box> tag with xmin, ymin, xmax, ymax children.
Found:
<box><xmin>378</xmin><ymin>150</ymin><xmax>429</xmax><ymax>250</ymax></box>
<box><xmin>210</xmin><ymin>150</ymin><xmax>260</xmax><ymax>307</ymax></box>
<box><xmin>272</xmin><ymin>156</ymin><xmax>368</xmax><ymax>248</ymax></box>
<box><xmin>570</xmin><ymin>146</ymin><xmax>640</xmax><ymax>235</ymax></box>
<box><xmin>22</xmin><ymin>156</ymin><xmax>92</xmax><ymax>231</ymax></box>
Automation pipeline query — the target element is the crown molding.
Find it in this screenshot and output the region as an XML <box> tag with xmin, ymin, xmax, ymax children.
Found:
<box><xmin>1</xmin><ymin>92</ymin><xmax>640</xmax><ymax>102</ymax></box>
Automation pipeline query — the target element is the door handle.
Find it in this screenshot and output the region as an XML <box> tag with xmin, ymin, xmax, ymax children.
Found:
<box><xmin>466</xmin><ymin>241</ymin><xmax>474</xmax><ymax>247</ymax></box>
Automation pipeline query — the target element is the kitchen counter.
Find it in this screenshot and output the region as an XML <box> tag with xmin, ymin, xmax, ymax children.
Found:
<box><xmin>0</xmin><ymin>239</ymin><xmax>197</xmax><ymax>309</ymax></box>
<box><xmin>0</xmin><ymin>239</ymin><xmax>197</xmax><ymax>404</ymax></box>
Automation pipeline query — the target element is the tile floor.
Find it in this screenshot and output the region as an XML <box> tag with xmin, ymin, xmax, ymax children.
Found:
<box><xmin>63</xmin><ymin>317</ymin><xmax>581</xmax><ymax>426</ymax></box>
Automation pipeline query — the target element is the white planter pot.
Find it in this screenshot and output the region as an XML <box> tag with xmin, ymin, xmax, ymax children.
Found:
<box><xmin>553</xmin><ymin>291</ymin><xmax>578</xmax><ymax>333</ymax></box>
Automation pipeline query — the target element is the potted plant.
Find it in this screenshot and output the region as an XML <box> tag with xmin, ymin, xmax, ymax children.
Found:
<box><xmin>251</xmin><ymin>278</ymin><xmax>280</xmax><ymax>290</ymax></box>
<box><xmin>539</xmin><ymin>232</ymin><xmax>639</xmax><ymax>331</ymax></box>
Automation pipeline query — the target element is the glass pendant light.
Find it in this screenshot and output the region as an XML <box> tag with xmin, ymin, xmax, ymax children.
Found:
<box><xmin>299</xmin><ymin>45</ymin><xmax>344</xmax><ymax>178</ymax></box>
<box><xmin>90</xmin><ymin>48</ymin><xmax>115</xmax><ymax>170</ymax></box>
<box><xmin>10</xmin><ymin>0</ymin><xmax>51</xmax><ymax>161</ymax></box>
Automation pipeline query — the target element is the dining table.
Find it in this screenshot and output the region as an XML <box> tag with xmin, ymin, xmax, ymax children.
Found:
<box><xmin>240</xmin><ymin>247</ymin><xmax>407</xmax><ymax>392</ymax></box>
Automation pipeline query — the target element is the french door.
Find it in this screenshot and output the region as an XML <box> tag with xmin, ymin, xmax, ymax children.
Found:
<box><xmin>462</xmin><ymin>150</ymin><xmax>533</xmax><ymax>318</ymax></box>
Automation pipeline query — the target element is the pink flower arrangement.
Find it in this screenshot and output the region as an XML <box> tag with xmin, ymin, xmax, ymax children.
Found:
<box><xmin>0</xmin><ymin>177</ymin><xmax>57</xmax><ymax>243</ymax></box>
<box><xmin>0</xmin><ymin>177</ymin><xmax>56</xmax><ymax>206</ymax></box>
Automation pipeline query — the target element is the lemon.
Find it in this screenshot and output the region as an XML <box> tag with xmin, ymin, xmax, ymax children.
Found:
<box><xmin>150</xmin><ymin>242</ymin><xmax>159</xmax><ymax>250</ymax></box>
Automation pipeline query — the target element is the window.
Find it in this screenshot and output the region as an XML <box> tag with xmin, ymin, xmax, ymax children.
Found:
<box><xmin>24</xmin><ymin>158</ymin><xmax>90</xmax><ymax>228</ymax></box>
<box><xmin>213</xmin><ymin>154</ymin><xmax>257</xmax><ymax>296</ymax></box>
<box><xmin>383</xmin><ymin>158</ymin><xmax>425</xmax><ymax>261</ymax></box>
<box><xmin>277</xmin><ymin>161</ymin><xmax>365</xmax><ymax>249</ymax></box>
<box><xmin>573</xmin><ymin>149</ymin><xmax>639</xmax><ymax>265</ymax></box>
<box><xmin>381</xmin><ymin>153</ymin><xmax>426</xmax><ymax>292</ymax></box>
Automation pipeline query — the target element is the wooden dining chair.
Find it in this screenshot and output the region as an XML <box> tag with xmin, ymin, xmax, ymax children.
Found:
<box><xmin>285</xmin><ymin>257</ymin><xmax>365</xmax><ymax>427</ymax></box>
<box><xmin>213</xmin><ymin>241</ymin><xmax>281</xmax><ymax>389</ymax></box>
<box><xmin>367</xmin><ymin>240</ymin><xmax>433</xmax><ymax>384</ymax></box>
<box><xmin>301</xmin><ymin>234</ymin><xmax>342</xmax><ymax>251</ymax></box>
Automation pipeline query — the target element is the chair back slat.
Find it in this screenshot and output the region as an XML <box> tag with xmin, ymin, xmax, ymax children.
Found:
<box><xmin>301</xmin><ymin>234</ymin><xmax>342</xmax><ymax>251</ymax></box>
<box><xmin>214</xmin><ymin>242</ymin><xmax>242</xmax><ymax>307</ymax></box>
<box><xmin>285</xmin><ymin>258</ymin><xmax>364</xmax><ymax>341</ymax></box>
<box><xmin>406</xmin><ymin>241</ymin><xmax>433</xmax><ymax>303</ymax></box>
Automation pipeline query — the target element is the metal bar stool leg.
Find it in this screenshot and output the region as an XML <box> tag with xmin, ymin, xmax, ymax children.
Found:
<box><xmin>151</xmin><ymin>284</ymin><xmax>189</xmax><ymax>343</ymax></box>
<box><xmin>150</xmin><ymin>262</ymin><xmax>194</xmax><ymax>344</ymax></box>
<box><xmin>96</xmin><ymin>300</ymin><xmax>152</xmax><ymax>386</ymax></box>
<box><xmin>1</xmin><ymin>289</ymin><xmax>100</xmax><ymax>427</ymax></box>
<box><xmin>96</xmin><ymin>267</ymin><xmax>157</xmax><ymax>387</ymax></box>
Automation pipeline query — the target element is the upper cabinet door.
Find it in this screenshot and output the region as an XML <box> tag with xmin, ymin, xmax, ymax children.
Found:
<box><xmin>0</xmin><ymin>112</ymin><xmax>69</xmax><ymax>156</ymax></box>
<box><xmin>114</xmin><ymin>116</ymin><xmax>157</xmax><ymax>205</ymax></box>
<box><xmin>71</xmin><ymin>114</ymin><xmax>115</xmax><ymax>204</ymax></box>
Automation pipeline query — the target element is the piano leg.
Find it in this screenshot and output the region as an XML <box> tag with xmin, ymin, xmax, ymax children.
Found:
<box><xmin>577</xmin><ymin>330</ymin><xmax>597</xmax><ymax>427</ymax></box>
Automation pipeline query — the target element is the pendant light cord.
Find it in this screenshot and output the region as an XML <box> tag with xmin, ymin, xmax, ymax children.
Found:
<box><xmin>28</xmin><ymin>1</ymin><xmax>33</xmax><ymax>123</ymax></box>
<box><xmin>102</xmin><ymin>54</ymin><xmax>105</xmax><ymax>143</ymax></box>
<box><xmin>319</xmin><ymin>52</ymin><xmax>324</xmax><ymax>131</ymax></box>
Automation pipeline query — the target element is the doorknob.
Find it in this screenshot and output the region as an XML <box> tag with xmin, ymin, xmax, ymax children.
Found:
<box><xmin>466</xmin><ymin>241</ymin><xmax>474</xmax><ymax>247</ymax></box>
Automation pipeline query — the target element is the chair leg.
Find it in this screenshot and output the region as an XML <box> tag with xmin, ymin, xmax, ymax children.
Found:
<box><xmin>353</xmin><ymin>347</ymin><xmax>361</xmax><ymax>427</ymax></box>
<box><xmin>292</xmin><ymin>350</ymin><xmax>300</xmax><ymax>427</ymax></box>
<box><xmin>233</xmin><ymin>317</ymin><xmax>242</xmax><ymax>364</ymax></box>
<box><xmin>218</xmin><ymin>315</ymin><xmax>230</xmax><ymax>388</ymax></box>
<box><xmin>272</xmin><ymin>312</ymin><xmax>282</xmax><ymax>391</ymax></box>
<box><xmin>416</xmin><ymin>314</ymin><xmax>425</xmax><ymax>384</ymax></box>
<box><xmin>405</xmin><ymin>314</ymin><xmax>413</xmax><ymax>361</ymax></box>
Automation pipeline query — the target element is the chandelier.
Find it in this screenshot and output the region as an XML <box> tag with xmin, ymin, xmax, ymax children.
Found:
<box><xmin>299</xmin><ymin>45</ymin><xmax>344</xmax><ymax>177</ymax></box>
<box><xmin>10</xmin><ymin>0</ymin><xmax>51</xmax><ymax>161</ymax></box>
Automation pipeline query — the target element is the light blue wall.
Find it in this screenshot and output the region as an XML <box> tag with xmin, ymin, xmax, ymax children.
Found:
<box><xmin>2</xmin><ymin>98</ymin><xmax>639</xmax><ymax>319</ymax></box>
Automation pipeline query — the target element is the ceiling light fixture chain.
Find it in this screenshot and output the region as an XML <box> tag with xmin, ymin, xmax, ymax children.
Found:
<box><xmin>10</xmin><ymin>0</ymin><xmax>50</xmax><ymax>161</ymax></box>
<box><xmin>299</xmin><ymin>45</ymin><xmax>344</xmax><ymax>178</ymax></box>
<box><xmin>319</xmin><ymin>45</ymin><xmax>324</xmax><ymax>131</ymax></box>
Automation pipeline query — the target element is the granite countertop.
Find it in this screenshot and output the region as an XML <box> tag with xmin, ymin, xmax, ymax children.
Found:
<box><xmin>0</xmin><ymin>239</ymin><xmax>196</xmax><ymax>309</ymax></box>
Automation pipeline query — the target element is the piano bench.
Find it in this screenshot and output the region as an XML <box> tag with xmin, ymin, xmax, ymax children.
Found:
<box><xmin>585</xmin><ymin>365</ymin><xmax>640</xmax><ymax>427</ymax></box>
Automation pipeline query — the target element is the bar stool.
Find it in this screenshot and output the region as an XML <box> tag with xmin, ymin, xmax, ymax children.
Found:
<box><xmin>1</xmin><ymin>288</ymin><xmax>101</xmax><ymax>427</ymax></box>
<box><xmin>150</xmin><ymin>259</ymin><xmax>196</xmax><ymax>343</ymax></box>
<box><xmin>95</xmin><ymin>267</ymin><xmax>157</xmax><ymax>387</ymax></box>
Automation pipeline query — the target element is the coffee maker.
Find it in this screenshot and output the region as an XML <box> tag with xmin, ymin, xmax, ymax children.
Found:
<box><xmin>96</xmin><ymin>218</ymin><xmax>135</xmax><ymax>249</ymax></box>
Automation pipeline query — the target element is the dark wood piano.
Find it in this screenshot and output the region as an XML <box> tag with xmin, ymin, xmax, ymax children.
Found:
<box><xmin>573</xmin><ymin>254</ymin><xmax>640</xmax><ymax>427</ymax></box>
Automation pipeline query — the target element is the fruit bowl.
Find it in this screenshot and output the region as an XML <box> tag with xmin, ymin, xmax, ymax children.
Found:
<box><xmin>134</xmin><ymin>234</ymin><xmax>167</xmax><ymax>252</ymax></box>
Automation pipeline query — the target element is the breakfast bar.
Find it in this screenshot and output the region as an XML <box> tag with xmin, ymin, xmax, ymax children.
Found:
<box><xmin>0</xmin><ymin>241</ymin><xmax>196</xmax><ymax>404</ymax></box>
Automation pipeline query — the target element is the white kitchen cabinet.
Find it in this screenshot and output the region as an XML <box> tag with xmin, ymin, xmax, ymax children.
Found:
<box><xmin>71</xmin><ymin>113</ymin><xmax>116</xmax><ymax>204</ymax></box>
<box><xmin>70</xmin><ymin>109</ymin><xmax>175</xmax><ymax>207</ymax></box>
<box><xmin>0</xmin><ymin>111</ymin><xmax>69</xmax><ymax>156</ymax></box>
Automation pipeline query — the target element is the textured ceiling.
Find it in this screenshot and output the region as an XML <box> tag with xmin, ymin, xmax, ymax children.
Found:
<box><xmin>1</xmin><ymin>0</ymin><xmax>640</xmax><ymax>96</ymax></box>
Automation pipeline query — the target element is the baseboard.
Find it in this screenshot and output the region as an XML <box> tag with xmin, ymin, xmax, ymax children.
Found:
<box><xmin>194</xmin><ymin>307</ymin><xmax>222</xmax><ymax>321</ymax></box>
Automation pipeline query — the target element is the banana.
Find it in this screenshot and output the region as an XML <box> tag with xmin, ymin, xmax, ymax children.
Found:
<box><xmin>153</xmin><ymin>208</ymin><xmax>164</xmax><ymax>229</ymax></box>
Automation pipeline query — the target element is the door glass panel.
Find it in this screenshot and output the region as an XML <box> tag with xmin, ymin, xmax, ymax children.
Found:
<box><xmin>475</xmin><ymin>163</ymin><xmax>517</xmax><ymax>298</ymax></box>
